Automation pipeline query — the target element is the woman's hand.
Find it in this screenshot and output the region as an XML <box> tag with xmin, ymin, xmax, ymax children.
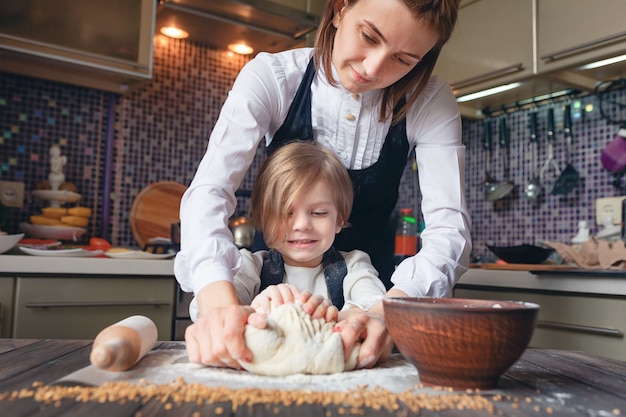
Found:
<box><xmin>251</xmin><ymin>283</ymin><xmax>339</xmax><ymax>322</ymax></box>
<box><xmin>335</xmin><ymin>304</ymin><xmax>393</xmax><ymax>369</ymax></box>
<box><xmin>185</xmin><ymin>282</ymin><xmax>254</xmax><ymax>369</ymax></box>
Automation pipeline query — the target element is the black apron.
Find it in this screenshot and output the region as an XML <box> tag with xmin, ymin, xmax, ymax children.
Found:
<box><xmin>261</xmin><ymin>59</ymin><xmax>409</xmax><ymax>289</ymax></box>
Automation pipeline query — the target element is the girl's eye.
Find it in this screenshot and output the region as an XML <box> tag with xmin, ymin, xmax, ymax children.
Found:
<box><xmin>312</xmin><ymin>211</ymin><xmax>328</xmax><ymax>217</ymax></box>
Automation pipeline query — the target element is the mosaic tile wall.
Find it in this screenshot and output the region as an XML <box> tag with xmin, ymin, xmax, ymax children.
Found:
<box><xmin>1</xmin><ymin>35</ymin><xmax>625</xmax><ymax>259</ymax></box>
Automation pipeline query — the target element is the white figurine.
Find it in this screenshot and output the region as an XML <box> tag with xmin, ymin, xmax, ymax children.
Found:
<box><xmin>48</xmin><ymin>145</ymin><xmax>66</xmax><ymax>191</ymax></box>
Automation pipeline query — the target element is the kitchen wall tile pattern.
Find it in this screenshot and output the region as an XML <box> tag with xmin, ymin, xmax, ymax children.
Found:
<box><xmin>0</xmin><ymin>75</ymin><xmax>112</xmax><ymax>237</ymax></box>
<box><xmin>1</xmin><ymin>36</ymin><xmax>625</xmax><ymax>261</ymax></box>
<box><xmin>462</xmin><ymin>92</ymin><xmax>626</xmax><ymax>261</ymax></box>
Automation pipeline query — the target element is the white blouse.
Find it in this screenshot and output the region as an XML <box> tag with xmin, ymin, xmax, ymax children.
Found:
<box><xmin>174</xmin><ymin>47</ymin><xmax>472</xmax><ymax>299</ymax></box>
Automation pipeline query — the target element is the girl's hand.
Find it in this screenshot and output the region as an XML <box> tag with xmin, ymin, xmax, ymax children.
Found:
<box><xmin>251</xmin><ymin>283</ymin><xmax>301</xmax><ymax>314</ymax></box>
<box><xmin>251</xmin><ymin>283</ymin><xmax>338</xmax><ymax>322</ymax></box>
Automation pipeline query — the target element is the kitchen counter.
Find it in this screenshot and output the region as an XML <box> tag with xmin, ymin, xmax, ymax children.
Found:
<box><xmin>0</xmin><ymin>254</ymin><xmax>175</xmax><ymax>276</ymax></box>
<box><xmin>1</xmin><ymin>339</ymin><xmax>625</xmax><ymax>416</ymax></box>
<box><xmin>460</xmin><ymin>265</ymin><xmax>626</xmax><ymax>296</ymax></box>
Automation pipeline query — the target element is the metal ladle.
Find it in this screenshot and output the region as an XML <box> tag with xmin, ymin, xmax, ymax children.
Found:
<box><xmin>524</xmin><ymin>112</ymin><xmax>543</xmax><ymax>200</ymax></box>
<box><xmin>482</xmin><ymin>119</ymin><xmax>499</xmax><ymax>198</ymax></box>
<box><xmin>540</xmin><ymin>107</ymin><xmax>560</xmax><ymax>187</ymax></box>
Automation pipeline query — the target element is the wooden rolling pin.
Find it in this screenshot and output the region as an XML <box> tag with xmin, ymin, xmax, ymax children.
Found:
<box><xmin>90</xmin><ymin>315</ymin><xmax>158</xmax><ymax>371</ymax></box>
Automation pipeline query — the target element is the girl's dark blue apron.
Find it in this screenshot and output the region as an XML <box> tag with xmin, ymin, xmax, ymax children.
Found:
<box><xmin>259</xmin><ymin>59</ymin><xmax>410</xmax><ymax>290</ymax></box>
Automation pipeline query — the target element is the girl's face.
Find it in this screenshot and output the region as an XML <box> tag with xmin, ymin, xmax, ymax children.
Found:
<box><xmin>331</xmin><ymin>0</ymin><xmax>439</xmax><ymax>94</ymax></box>
<box><xmin>270</xmin><ymin>180</ymin><xmax>342</xmax><ymax>268</ymax></box>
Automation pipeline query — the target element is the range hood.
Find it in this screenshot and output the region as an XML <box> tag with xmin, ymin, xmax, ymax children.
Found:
<box><xmin>156</xmin><ymin>0</ymin><xmax>321</xmax><ymax>54</ymax></box>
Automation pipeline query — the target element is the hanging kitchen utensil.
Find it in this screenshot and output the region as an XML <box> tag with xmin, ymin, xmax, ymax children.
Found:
<box><xmin>524</xmin><ymin>111</ymin><xmax>543</xmax><ymax>200</ymax></box>
<box><xmin>486</xmin><ymin>117</ymin><xmax>515</xmax><ymax>201</ymax></box>
<box><xmin>552</xmin><ymin>104</ymin><xmax>580</xmax><ymax>195</ymax></box>
<box><xmin>540</xmin><ymin>107</ymin><xmax>560</xmax><ymax>187</ymax></box>
<box><xmin>482</xmin><ymin>119</ymin><xmax>499</xmax><ymax>199</ymax></box>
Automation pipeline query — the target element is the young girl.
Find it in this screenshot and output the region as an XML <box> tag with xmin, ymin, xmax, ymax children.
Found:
<box><xmin>189</xmin><ymin>141</ymin><xmax>387</xmax><ymax>328</ymax></box>
<box><xmin>178</xmin><ymin>0</ymin><xmax>471</xmax><ymax>369</ymax></box>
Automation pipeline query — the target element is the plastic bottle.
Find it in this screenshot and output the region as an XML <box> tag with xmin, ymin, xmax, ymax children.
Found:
<box><xmin>394</xmin><ymin>208</ymin><xmax>418</xmax><ymax>258</ymax></box>
<box><xmin>90</xmin><ymin>315</ymin><xmax>158</xmax><ymax>371</ymax></box>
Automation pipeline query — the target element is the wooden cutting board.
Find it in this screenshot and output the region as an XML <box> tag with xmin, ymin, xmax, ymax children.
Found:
<box><xmin>129</xmin><ymin>181</ymin><xmax>187</xmax><ymax>247</ymax></box>
<box><xmin>472</xmin><ymin>263</ymin><xmax>576</xmax><ymax>271</ymax></box>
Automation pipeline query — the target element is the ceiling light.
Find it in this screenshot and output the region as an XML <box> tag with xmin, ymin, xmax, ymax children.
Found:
<box><xmin>578</xmin><ymin>54</ymin><xmax>626</xmax><ymax>70</ymax></box>
<box><xmin>456</xmin><ymin>82</ymin><xmax>522</xmax><ymax>103</ymax></box>
<box><xmin>160</xmin><ymin>26</ymin><xmax>189</xmax><ymax>39</ymax></box>
<box><xmin>228</xmin><ymin>43</ymin><xmax>254</xmax><ymax>55</ymax></box>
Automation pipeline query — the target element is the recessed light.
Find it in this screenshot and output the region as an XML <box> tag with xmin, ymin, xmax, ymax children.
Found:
<box><xmin>228</xmin><ymin>43</ymin><xmax>254</xmax><ymax>55</ymax></box>
<box><xmin>160</xmin><ymin>27</ymin><xmax>189</xmax><ymax>39</ymax></box>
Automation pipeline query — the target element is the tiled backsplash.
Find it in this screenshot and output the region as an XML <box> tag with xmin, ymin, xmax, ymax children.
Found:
<box><xmin>1</xmin><ymin>37</ymin><xmax>625</xmax><ymax>259</ymax></box>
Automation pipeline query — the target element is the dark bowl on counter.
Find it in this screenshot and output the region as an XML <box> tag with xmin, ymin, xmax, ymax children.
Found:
<box><xmin>487</xmin><ymin>244</ymin><xmax>554</xmax><ymax>264</ymax></box>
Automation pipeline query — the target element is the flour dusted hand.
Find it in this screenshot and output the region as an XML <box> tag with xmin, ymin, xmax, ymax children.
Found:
<box><xmin>239</xmin><ymin>302</ymin><xmax>360</xmax><ymax>375</ymax></box>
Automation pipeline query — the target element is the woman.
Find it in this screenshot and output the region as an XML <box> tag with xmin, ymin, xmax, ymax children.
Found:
<box><xmin>175</xmin><ymin>0</ymin><xmax>471</xmax><ymax>370</ymax></box>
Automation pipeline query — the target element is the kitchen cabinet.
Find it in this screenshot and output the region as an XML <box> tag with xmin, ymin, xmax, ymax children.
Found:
<box><xmin>434</xmin><ymin>0</ymin><xmax>572</xmax><ymax>117</ymax></box>
<box><xmin>434</xmin><ymin>0</ymin><xmax>534</xmax><ymax>98</ymax></box>
<box><xmin>0</xmin><ymin>0</ymin><xmax>155</xmax><ymax>94</ymax></box>
<box><xmin>536</xmin><ymin>0</ymin><xmax>626</xmax><ymax>75</ymax></box>
<box><xmin>13</xmin><ymin>276</ymin><xmax>175</xmax><ymax>340</ymax></box>
<box><xmin>434</xmin><ymin>0</ymin><xmax>626</xmax><ymax>117</ymax></box>
<box><xmin>454</xmin><ymin>285</ymin><xmax>626</xmax><ymax>362</ymax></box>
<box><xmin>0</xmin><ymin>278</ymin><xmax>14</xmax><ymax>338</ymax></box>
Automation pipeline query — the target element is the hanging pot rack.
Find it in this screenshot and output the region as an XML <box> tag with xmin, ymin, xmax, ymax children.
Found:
<box><xmin>479</xmin><ymin>88</ymin><xmax>583</xmax><ymax>117</ymax></box>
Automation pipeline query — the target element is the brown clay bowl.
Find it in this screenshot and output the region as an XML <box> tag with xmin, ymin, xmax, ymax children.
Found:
<box><xmin>383</xmin><ymin>297</ymin><xmax>539</xmax><ymax>390</ymax></box>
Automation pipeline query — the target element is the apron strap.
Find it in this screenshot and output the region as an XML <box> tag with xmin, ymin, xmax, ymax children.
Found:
<box><xmin>260</xmin><ymin>247</ymin><xmax>346</xmax><ymax>309</ymax></box>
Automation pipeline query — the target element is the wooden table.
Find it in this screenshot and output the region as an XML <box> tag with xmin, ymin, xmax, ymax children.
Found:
<box><xmin>1</xmin><ymin>339</ymin><xmax>625</xmax><ymax>416</ymax></box>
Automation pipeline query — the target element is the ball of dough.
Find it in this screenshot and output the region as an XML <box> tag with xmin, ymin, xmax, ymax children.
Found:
<box><xmin>239</xmin><ymin>302</ymin><xmax>360</xmax><ymax>376</ymax></box>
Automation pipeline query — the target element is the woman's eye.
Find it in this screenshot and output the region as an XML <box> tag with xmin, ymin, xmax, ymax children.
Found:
<box><xmin>361</xmin><ymin>30</ymin><xmax>376</xmax><ymax>44</ymax></box>
<box><xmin>395</xmin><ymin>55</ymin><xmax>414</xmax><ymax>67</ymax></box>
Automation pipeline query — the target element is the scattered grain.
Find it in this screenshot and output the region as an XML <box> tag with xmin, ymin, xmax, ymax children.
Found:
<box><xmin>0</xmin><ymin>378</ymin><xmax>502</xmax><ymax>415</ymax></box>
<box><xmin>613</xmin><ymin>409</ymin><xmax>621</xmax><ymax>416</ymax></box>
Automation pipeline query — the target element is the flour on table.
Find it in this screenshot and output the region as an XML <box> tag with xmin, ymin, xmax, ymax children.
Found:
<box><xmin>58</xmin><ymin>351</ymin><xmax>423</xmax><ymax>394</ymax></box>
<box><xmin>239</xmin><ymin>302</ymin><xmax>360</xmax><ymax>376</ymax></box>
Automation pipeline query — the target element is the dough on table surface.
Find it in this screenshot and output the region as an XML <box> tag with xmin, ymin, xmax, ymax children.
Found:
<box><xmin>239</xmin><ymin>302</ymin><xmax>360</xmax><ymax>376</ymax></box>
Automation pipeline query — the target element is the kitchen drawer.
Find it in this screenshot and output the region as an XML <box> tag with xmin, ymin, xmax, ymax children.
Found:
<box><xmin>0</xmin><ymin>278</ymin><xmax>15</xmax><ymax>338</ymax></box>
<box><xmin>454</xmin><ymin>287</ymin><xmax>626</xmax><ymax>362</ymax></box>
<box><xmin>13</xmin><ymin>276</ymin><xmax>175</xmax><ymax>340</ymax></box>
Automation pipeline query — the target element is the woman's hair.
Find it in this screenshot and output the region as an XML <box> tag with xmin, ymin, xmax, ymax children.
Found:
<box><xmin>250</xmin><ymin>141</ymin><xmax>353</xmax><ymax>246</ymax></box>
<box><xmin>314</xmin><ymin>0</ymin><xmax>460</xmax><ymax>125</ymax></box>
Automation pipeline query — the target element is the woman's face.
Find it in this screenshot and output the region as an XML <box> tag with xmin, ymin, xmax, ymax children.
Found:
<box><xmin>331</xmin><ymin>0</ymin><xmax>439</xmax><ymax>94</ymax></box>
<box><xmin>269</xmin><ymin>180</ymin><xmax>342</xmax><ymax>268</ymax></box>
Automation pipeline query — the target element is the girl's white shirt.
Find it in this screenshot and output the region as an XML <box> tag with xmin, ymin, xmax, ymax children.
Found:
<box><xmin>188</xmin><ymin>248</ymin><xmax>386</xmax><ymax>322</ymax></box>
<box><xmin>175</xmin><ymin>47</ymin><xmax>472</xmax><ymax>299</ymax></box>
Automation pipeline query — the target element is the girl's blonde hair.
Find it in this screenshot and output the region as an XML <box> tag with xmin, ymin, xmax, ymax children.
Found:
<box><xmin>314</xmin><ymin>0</ymin><xmax>460</xmax><ymax>125</ymax></box>
<box><xmin>251</xmin><ymin>141</ymin><xmax>353</xmax><ymax>246</ymax></box>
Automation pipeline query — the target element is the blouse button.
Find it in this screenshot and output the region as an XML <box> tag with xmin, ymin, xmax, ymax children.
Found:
<box><xmin>345</xmin><ymin>113</ymin><xmax>356</xmax><ymax>121</ymax></box>
<box><xmin>351</xmin><ymin>93</ymin><xmax>359</xmax><ymax>101</ymax></box>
